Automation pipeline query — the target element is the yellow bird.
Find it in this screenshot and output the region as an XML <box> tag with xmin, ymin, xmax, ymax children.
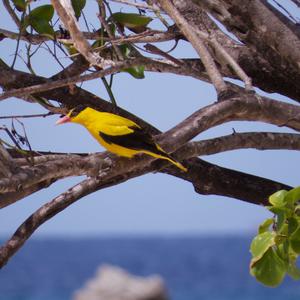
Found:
<box><xmin>56</xmin><ymin>105</ymin><xmax>187</xmax><ymax>172</ymax></box>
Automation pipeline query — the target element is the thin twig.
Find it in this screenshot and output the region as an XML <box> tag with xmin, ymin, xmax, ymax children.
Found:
<box><xmin>209</xmin><ymin>36</ymin><xmax>252</xmax><ymax>90</ymax></box>
<box><xmin>11</xmin><ymin>9</ymin><xmax>27</xmax><ymax>69</ymax></box>
<box><xmin>272</xmin><ymin>0</ymin><xmax>299</xmax><ymax>23</ymax></box>
<box><xmin>3</xmin><ymin>0</ymin><xmax>21</xmax><ymax>29</ymax></box>
<box><xmin>157</xmin><ymin>0</ymin><xmax>227</xmax><ymax>94</ymax></box>
<box><xmin>51</xmin><ymin>0</ymin><xmax>113</xmax><ymax>68</ymax></box>
<box><xmin>98</xmin><ymin>5</ymin><xmax>124</xmax><ymax>60</ymax></box>
<box><xmin>0</xmin><ymin>112</ymin><xmax>54</xmax><ymax>120</ymax></box>
<box><xmin>0</xmin><ymin>58</ymin><xmax>147</xmax><ymax>101</ymax></box>
<box><xmin>108</xmin><ymin>0</ymin><xmax>159</xmax><ymax>11</ymax></box>
<box><xmin>0</xmin><ymin>27</ymin><xmax>177</xmax><ymax>45</ymax></box>
<box><xmin>101</xmin><ymin>77</ymin><xmax>118</xmax><ymax>106</ymax></box>
<box><xmin>144</xmin><ymin>43</ymin><xmax>183</xmax><ymax>65</ymax></box>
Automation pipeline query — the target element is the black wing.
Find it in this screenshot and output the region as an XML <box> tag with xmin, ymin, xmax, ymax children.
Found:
<box><xmin>99</xmin><ymin>126</ymin><xmax>166</xmax><ymax>156</ymax></box>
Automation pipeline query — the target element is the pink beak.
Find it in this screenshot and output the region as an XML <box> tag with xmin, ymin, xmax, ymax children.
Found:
<box><xmin>55</xmin><ymin>115</ymin><xmax>71</xmax><ymax>125</ymax></box>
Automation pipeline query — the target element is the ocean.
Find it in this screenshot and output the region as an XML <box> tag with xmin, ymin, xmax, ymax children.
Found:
<box><xmin>0</xmin><ymin>236</ymin><xmax>299</xmax><ymax>300</ymax></box>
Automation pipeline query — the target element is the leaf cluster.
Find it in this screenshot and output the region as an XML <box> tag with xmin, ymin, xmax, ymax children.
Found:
<box><xmin>11</xmin><ymin>0</ymin><xmax>86</xmax><ymax>37</ymax></box>
<box><xmin>250</xmin><ymin>187</ymin><xmax>300</xmax><ymax>287</ymax></box>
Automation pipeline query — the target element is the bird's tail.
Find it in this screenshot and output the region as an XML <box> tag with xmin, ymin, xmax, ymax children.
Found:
<box><xmin>144</xmin><ymin>150</ymin><xmax>187</xmax><ymax>172</ymax></box>
<box><xmin>162</xmin><ymin>155</ymin><xmax>188</xmax><ymax>172</ymax></box>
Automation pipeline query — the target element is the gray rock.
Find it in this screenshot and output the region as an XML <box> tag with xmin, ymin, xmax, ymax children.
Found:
<box><xmin>73</xmin><ymin>264</ymin><xmax>169</xmax><ymax>300</ymax></box>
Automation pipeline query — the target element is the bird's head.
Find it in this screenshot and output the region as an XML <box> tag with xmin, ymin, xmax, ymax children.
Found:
<box><xmin>55</xmin><ymin>105</ymin><xmax>87</xmax><ymax>125</ymax></box>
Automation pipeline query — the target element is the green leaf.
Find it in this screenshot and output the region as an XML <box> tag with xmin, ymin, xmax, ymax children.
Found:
<box><xmin>118</xmin><ymin>44</ymin><xmax>145</xmax><ymax>79</ymax></box>
<box><xmin>111</xmin><ymin>12</ymin><xmax>152</xmax><ymax>29</ymax></box>
<box><xmin>258</xmin><ymin>218</ymin><xmax>274</xmax><ymax>234</ymax></box>
<box><xmin>269</xmin><ymin>207</ymin><xmax>287</xmax><ymax>232</ymax></box>
<box><xmin>287</xmin><ymin>261</ymin><xmax>300</xmax><ymax>280</ymax></box>
<box><xmin>295</xmin><ymin>205</ymin><xmax>300</xmax><ymax>215</ymax></box>
<box><xmin>71</xmin><ymin>0</ymin><xmax>86</xmax><ymax>19</ymax></box>
<box><xmin>123</xmin><ymin>66</ymin><xmax>145</xmax><ymax>79</ymax></box>
<box><xmin>28</xmin><ymin>5</ymin><xmax>54</xmax><ymax>22</ymax></box>
<box><xmin>290</xmin><ymin>226</ymin><xmax>300</xmax><ymax>254</ymax></box>
<box><xmin>12</xmin><ymin>0</ymin><xmax>26</xmax><ymax>12</ymax></box>
<box><xmin>250</xmin><ymin>231</ymin><xmax>275</xmax><ymax>259</ymax></box>
<box><xmin>26</xmin><ymin>5</ymin><xmax>54</xmax><ymax>37</ymax></box>
<box><xmin>276</xmin><ymin>241</ymin><xmax>289</xmax><ymax>262</ymax></box>
<box><xmin>250</xmin><ymin>248</ymin><xmax>287</xmax><ymax>287</ymax></box>
<box><xmin>288</xmin><ymin>217</ymin><xmax>299</xmax><ymax>235</ymax></box>
<box><xmin>286</xmin><ymin>187</ymin><xmax>300</xmax><ymax>205</ymax></box>
<box><xmin>269</xmin><ymin>190</ymin><xmax>288</xmax><ymax>207</ymax></box>
<box><xmin>29</xmin><ymin>18</ymin><xmax>54</xmax><ymax>37</ymax></box>
<box><xmin>120</xmin><ymin>44</ymin><xmax>131</xmax><ymax>57</ymax></box>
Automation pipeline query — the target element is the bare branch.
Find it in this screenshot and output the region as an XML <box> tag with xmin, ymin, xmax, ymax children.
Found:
<box><xmin>159</xmin><ymin>94</ymin><xmax>300</xmax><ymax>151</ymax></box>
<box><xmin>0</xmin><ymin>58</ymin><xmax>147</xmax><ymax>101</ymax></box>
<box><xmin>177</xmin><ymin>132</ymin><xmax>300</xmax><ymax>159</ymax></box>
<box><xmin>0</xmin><ymin>179</ymin><xmax>57</xmax><ymax>209</ymax></box>
<box><xmin>0</xmin><ymin>142</ymin><xmax>18</xmax><ymax>177</ymax></box>
<box><xmin>290</xmin><ymin>0</ymin><xmax>300</xmax><ymax>8</ymax></box>
<box><xmin>0</xmin><ymin>153</ymin><xmax>110</xmax><ymax>194</ymax></box>
<box><xmin>0</xmin><ymin>177</ymin><xmax>101</xmax><ymax>268</ymax></box>
<box><xmin>209</xmin><ymin>36</ymin><xmax>252</xmax><ymax>90</ymax></box>
<box><xmin>0</xmin><ymin>27</ymin><xmax>179</xmax><ymax>45</ymax></box>
<box><xmin>109</xmin><ymin>0</ymin><xmax>159</xmax><ymax>11</ymax></box>
<box><xmin>0</xmin><ymin>112</ymin><xmax>53</xmax><ymax>119</ymax></box>
<box><xmin>166</xmin><ymin>158</ymin><xmax>291</xmax><ymax>206</ymax></box>
<box><xmin>51</xmin><ymin>0</ymin><xmax>113</xmax><ymax>68</ymax></box>
<box><xmin>0</xmin><ymin>161</ymin><xmax>154</xmax><ymax>268</ymax></box>
<box><xmin>157</xmin><ymin>0</ymin><xmax>227</xmax><ymax>94</ymax></box>
<box><xmin>3</xmin><ymin>0</ymin><xmax>21</xmax><ymax>29</ymax></box>
<box><xmin>98</xmin><ymin>5</ymin><xmax>124</xmax><ymax>61</ymax></box>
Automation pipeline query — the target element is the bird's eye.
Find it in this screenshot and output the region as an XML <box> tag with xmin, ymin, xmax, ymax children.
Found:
<box><xmin>59</xmin><ymin>114</ymin><xmax>65</xmax><ymax>118</ymax></box>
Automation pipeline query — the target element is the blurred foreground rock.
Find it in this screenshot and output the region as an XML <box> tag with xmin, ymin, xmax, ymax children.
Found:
<box><xmin>73</xmin><ymin>264</ymin><xmax>169</xmax><ymax>300</ymax></box>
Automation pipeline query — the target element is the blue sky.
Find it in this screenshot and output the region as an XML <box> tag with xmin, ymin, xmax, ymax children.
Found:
<box><xmin>0</xmin><ymin>0</ymin><xmax>299</xmax><ymax>237</ymax></box>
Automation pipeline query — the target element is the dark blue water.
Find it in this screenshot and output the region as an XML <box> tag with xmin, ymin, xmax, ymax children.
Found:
<box><xmin>0</xmin><ymin>236</ymin><xmax>300</xmax><ymax>300</ymax></box>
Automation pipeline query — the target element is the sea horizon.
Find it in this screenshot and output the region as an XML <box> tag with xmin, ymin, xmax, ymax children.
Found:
<box><xmin>1</xmin><ymin>235</ymin><xmax>299</xmax><ymax>300</ymax></box>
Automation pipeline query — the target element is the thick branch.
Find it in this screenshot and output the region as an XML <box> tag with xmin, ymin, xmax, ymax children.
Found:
<box><xmin>178</xmin><ymin>132</ymin><xmax>300</xmax><ymax>158</ymax></box>
<box><xmin>0</xmin><ymin>147</ymin><xmax>293</xmax><ymax>268</ymax></box>
<box><xmin>0</xmin><ymin>153</ymin><xmax>110</xmax><ymax>194</ymax></box>
<box><xmin>159</xmin><ymin>94</ymin><xmax>300</xmax><ymax>151</ymax></box>
<box><xmin>198</xmin><ymin>0</ymin><xmax>300</xmax><ymax>99</ymax></box>
<box><xmin>0</xmin><ymin>143</ymin><xmax>18</xmax><ymax>177</ymax></box>
<box><xmin>0</xmin><ymin>164</ymin><xmax>150</xmax><ymax>268</ymax></box>
<box><xmin>167</xmin><ymin>158</ymin><xmax>291</xmax><ymax>206</ymax></box>
<box><xmin>0</xmin><ymin>179</ymin><xmax>57</xmax><ymax>209</ymax></box>
<box><xmin>0</xmin><ymin>177</ymin><xmax>101</xmax><ymax>268</ymax></box>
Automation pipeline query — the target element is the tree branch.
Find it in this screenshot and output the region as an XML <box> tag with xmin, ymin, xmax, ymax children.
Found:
<box><xmin>0</xmin><ymin>179</ymin><xmax>57</xmax><ymax>209</ymax></box>
<box><xmin>159</xmin><ymin>94</ymin><xmax>300</xmax><ymax>151</ymax></box>
<box><xmin>0</xmin><ymin>153</ymin><xmax>110</xmax><ymax>194</ymax></box>
<box><xmin>51</xmin><ymin>0</ymin><xmax>113</xmax><ymax>68</ymax></box>
<box><xmin>166</xmin><ymin>158</ymin><xmax>291</xmax><ymax>206</ymax></box>
<box><xmin>3</xmin><ymin>0</ymin><xmax>21</xmax><ymax>29</ymax></box>
<box><xmin>0</xmin><ymin>163</ymin><xmax>153</xmax><ymax>268</ymax></box>
<box><xmin>0</xmin><ymin>58</ymin><xmax>147</xmax><ymax>101</ymax></box>
<box><xmin>198</xmin><ymin>0</ymin><xmax>300</xmax><ymax>99</ymax></box>
<box><xmin>157</xmin><ymin>0</ymin><xmax>227</xmax><ymax>94</ymax></box>
<box><xmin>177</xmin><ymin>132</ymin><xmax>300</xmax><ymax>158</ymax></box>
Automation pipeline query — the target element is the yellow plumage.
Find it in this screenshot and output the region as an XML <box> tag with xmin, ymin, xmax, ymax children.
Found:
<box><xmin>58</xmin><ymin>106</ymin><xmax>187</xmax><ymax>172</ymax></box>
